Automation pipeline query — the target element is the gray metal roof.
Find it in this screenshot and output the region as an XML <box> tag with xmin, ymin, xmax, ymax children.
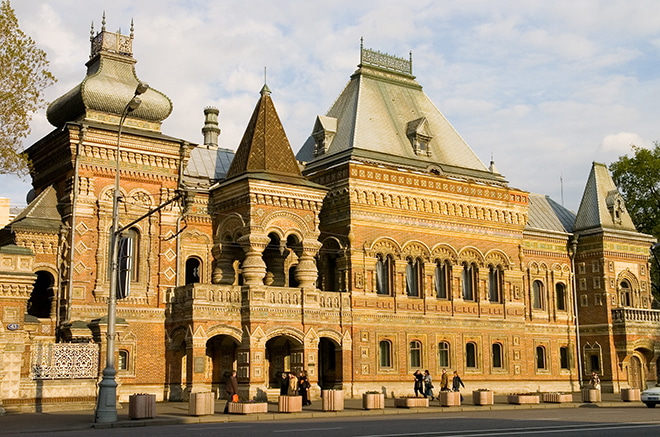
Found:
<box><xmin>183</xmin><ymin>145</ymin><xmax>235</xmax><ymax>188</ymax></box>
<box><xmin>526</xmin><ymin>193</ymin><xmax>575</xmax><ymax>233</ymax></box>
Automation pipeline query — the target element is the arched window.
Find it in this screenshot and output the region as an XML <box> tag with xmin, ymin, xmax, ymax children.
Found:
<box><xmin>438</xmin><ymin>341</ymin><xmax>450</xmax><ymax>368</ymax></box>
<box><xmin>118</xmin><ymin>350</ymin><xmax>129</xmax><ymax>371</ymax></box>
<box><xmin>585</xmin><ymin>343</ymin><xmax>601</xmax><ymax>373</ymax></box>
<box><xmin>620</xmin><ymin>280</ymin><xmax>632</xmax><ymax>307</ymax></box>
<box><xmin>185</xmin><ymin>257</ymin><xmax>201</xmax><ymax>284</ymax></box>
<box><xmin>492</xmin><ymin>343</ymin><xmax>503</xmax><ymax>368</ymax></box>
<box><xmin>27</xmin><ymin>270</ymin><xmax>54</xmax><ymax>319</ymax></box>
<box><xmin>466</xmin><ymin>342</ymin><xmax>477</xmax><ymax>368</ymax></box>
<box><xmin>125</xmin><ymin>228</ymin><xmax>140</xmax><ymax>281</ymax></box>
<box><xmin>532</xmin><ymin>280</ymin><xmax>544</xmax><ymax>309</ymax></box>
<box><xmin>376</xmin><ymin>255</ymin><xmax>393</xmax><ymax>296</ymax></box>
<box><xmin>318</xmin><ymin>239</ymin><xmax>341</xmax><ymax>292</ymax></box>
<box><xmin>379</xmin><ymin>340</ymin><xmax>392</xmax><ymax>368</ymax></box>
<box><xmin>560</xmin><ymin>346</ymin><xmax>569</xmax><ymax>369</ymax></box>
<box><xmin>488</xmin><ymin>266</ymin><xmax>503</xmax><ymax>303</ymax></box>
<box><xmin>434</xmin><ymin>260</ymin><xmax>451</xmax><ymax>299</ymax></box>
<box><xmin>462</xmin><ymin>263</ymin><xmax>477</xmax><ymax>301</ymax></box>
<box><xmin>556</xmin><ymin>283</ymin><xmax>567</xmax><ymax>311</ymax></box>
<box><xmin>406</xmin><ymin>257</ymin><xmax>423</xmax><ymax>297</ymax></box>
<box><xmin>109</xmin><ymin>227</ymin><xmax>140</xmax><ymax>282</ymax></box>
<box><xmin>536</xmin><ymin>346</ymin><xmax>546</xmax><ymax>369</ymax></box>
<box><xmin>409</xmin><ymin>340</ymin><xmax>422</xmax><ymax>368</ymax></box>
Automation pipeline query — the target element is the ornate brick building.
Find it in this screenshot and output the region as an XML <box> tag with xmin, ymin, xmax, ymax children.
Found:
<box><xmin>0</xmin><ymin>23</ymin><xmax>657</xmax><ymax>411</ymax></box>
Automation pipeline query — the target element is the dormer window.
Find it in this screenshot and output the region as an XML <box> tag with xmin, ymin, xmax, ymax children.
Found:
<box><xmin>406</xmin><ymin>117</ymin><xmax>432</xmax><ymax>157</ymax></box>
<box><xmin>312</xmin><ymin>115</ymin><xmax>337</xmax><ymax>157</ymax></box>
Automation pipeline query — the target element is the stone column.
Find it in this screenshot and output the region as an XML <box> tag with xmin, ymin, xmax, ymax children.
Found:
<box><xmin>211</xmin><ymin>242</ymin><xmax>237</xmax><ymax>285</ymax></box>
<box><xmin>237</xmin><ymin>235</ymin><xmax>270</xmax><ymax>285</ymax></box>
<box><xmin>295</xmin><ymin>240</ymin><xmax>322</xmax><ymax>289</ymax></box>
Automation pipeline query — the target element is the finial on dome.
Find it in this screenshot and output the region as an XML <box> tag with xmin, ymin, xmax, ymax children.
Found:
<box><xmin>130</xmin><ymin>18</ymin><xmax>134</xmax><ymax>39</ymax></box>
<box><xmin>260</xmin><ymin>83</ymin><xmax>271</xmax><ymax>96</ymax></box>
<box><xmin>90</xmin><ymin>21</ymin><xmax>94</xmax><ymax>41</ymax></box>
<box><xmin>101</xmin><ymin>11</ymin><xmax>106</xmax><ymax>32</ymax></box>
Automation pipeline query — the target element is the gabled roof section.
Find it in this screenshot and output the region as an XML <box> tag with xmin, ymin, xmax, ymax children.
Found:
<box><xmin>225</xmin><ymin>85</ymin><xmax>303</xmax><ymax>181</ymax></box>
<box><xmin>8</xmin><ymin>186</ymin><xmax>62</xmax><ymax>232</ymax></box>
<box><xmin>526</xmin><ymin>193</ymin><xmax>575</xmax><ymax>234</ymax></box>
<box><xmin>574</xmin><ymin>162</ymin><xmax>637</xmax><ymax>232</ymax></box>
<box><xmin>297</xmin><ymin>46</ymin><xmax>505</xmax><ymax>184</ymax></box>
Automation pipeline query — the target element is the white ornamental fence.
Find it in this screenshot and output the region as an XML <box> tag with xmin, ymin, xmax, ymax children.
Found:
<box><xmin>30</xmin><ymin>342</ymin><xmax>99</xmax><ymax>379</ymax></box>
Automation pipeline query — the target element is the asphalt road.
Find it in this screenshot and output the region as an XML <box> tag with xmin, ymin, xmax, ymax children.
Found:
<box><xmin>8</xmin><ymin>407</ymin><xmax>660</xmax><ymax>437</ymax></box>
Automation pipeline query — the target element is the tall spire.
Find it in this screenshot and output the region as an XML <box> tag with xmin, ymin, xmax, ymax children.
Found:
<box><xmin>225</xmin><ymin>86</ymin><xmax>302</xmax><ymax>180</ymax></box>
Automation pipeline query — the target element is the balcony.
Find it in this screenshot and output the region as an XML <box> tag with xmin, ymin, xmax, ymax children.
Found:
<box><xmin>612</xmin><ymin>308</ymin><xmax>660</xmax><ymax>324</ymax></box>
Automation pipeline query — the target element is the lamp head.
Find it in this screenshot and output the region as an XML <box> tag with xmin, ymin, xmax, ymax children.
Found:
<box><xmin>135</xmin><ymin>82</ymin><xmax>149</xmax><ymax>95</ymax></box>
<box><xmin>126</xmin><ymin>96</ymin><xmax>142</xmax><ymax>112</ymax></box>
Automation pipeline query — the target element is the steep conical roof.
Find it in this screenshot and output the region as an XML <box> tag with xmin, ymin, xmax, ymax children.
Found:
<box><xmin>225</xmin><ymin>85</ymin><xmax>303</xmax><ymax>180</ymax></box>
<box><xmin>297</xmin><ymin>46</ymin><xmax>506</xmax><ymax>184</ymax></box>
<box><xmin>46</xmin><ymin>18</ymin><xmax>172</xmax><ymax>130</ymax></box>
<box><xmin>574</xmin><ymin>162</ymin><xmax>637</xmax><ymax>232</ymax></box>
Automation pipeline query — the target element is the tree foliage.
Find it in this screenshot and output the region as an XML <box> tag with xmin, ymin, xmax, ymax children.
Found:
<box><xmin>0</xmin><ymin>0</ymin><xmax>56</xmax><ymax>175</ymax></box>
<box><xmin>609</xmin><ymin>141</ymin><xmax>660</xmax><ymax>300</ymax></box>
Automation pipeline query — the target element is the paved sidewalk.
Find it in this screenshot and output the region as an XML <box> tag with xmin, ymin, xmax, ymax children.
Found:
<box><xmin>0</xmin><ymin>392</ymin><xmax>646</xmax><ymax>435</ymax></box>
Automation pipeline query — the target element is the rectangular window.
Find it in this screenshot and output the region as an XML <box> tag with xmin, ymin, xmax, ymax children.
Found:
<box><xmin>560</xmin><ymin>347</ymin><xmax>569</xmax><ymax>369</ymax></box>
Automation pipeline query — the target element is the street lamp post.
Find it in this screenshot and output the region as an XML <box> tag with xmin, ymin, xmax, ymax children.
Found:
<box><xmin>95</xmin><ymin>82</ymin><xmax>148</xmax><ymax>423</ymax></box>
<box><xmin>568</xmin><ymin>235</ymin><xmax>583</xmax><ymax>390</ymax></box>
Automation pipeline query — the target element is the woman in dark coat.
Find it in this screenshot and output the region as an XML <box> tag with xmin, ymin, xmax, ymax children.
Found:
<box><xmin>280</xmin><ymin>372</ymin><xmax>289</xmax><ymax>396</ymax></box>
<box><xmin>298</xmin><ymin>370</ymin><xmax>311</xmax><ymax>406</ymax></box>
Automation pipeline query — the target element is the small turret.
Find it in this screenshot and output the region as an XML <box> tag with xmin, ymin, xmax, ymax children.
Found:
<box><xmin>202</xmin><ymin>107</ymin><xmax>220</xmax><ymax>148</ymax></box>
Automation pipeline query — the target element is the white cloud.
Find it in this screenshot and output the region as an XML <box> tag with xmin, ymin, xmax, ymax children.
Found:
<box><xmin>600</xmin><ymin>132</ymin><xmax>647</xmax><ymax>155</ymax></box>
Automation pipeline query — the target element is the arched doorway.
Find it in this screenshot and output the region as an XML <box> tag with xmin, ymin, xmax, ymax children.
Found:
<box><xmin>28</xmin><ymin>270</ymin><xmax>54</xmax><ymax>318</ymax></box>
<box><xmin>265</xmin><ymin>336</ymin><xmax>303</xmax><ymax>388</ymax></box>
<box><xmin>629</xmin><ymin>355</ymin><xmax>644</xmax><ymax>389</ymax></box>
<box><xmin>318</xmin><ymin>337</ymin><xmax>342</xmax><ymax>389</ymax></box>
<box><xmin>206</xmin><ymin>335</ymin><xmax>239</xmax><ymax>398</ymax></box>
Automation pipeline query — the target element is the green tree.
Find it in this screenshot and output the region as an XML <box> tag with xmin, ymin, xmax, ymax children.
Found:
<box><xmin>609</xmin><ymin>141</ymin><xmax>660</xmax><ymax>300</ymax></box>
<box><xmin>0</xmin><ymin>0</ymin><xmax>56</xmax><ymax>174</ymax></box>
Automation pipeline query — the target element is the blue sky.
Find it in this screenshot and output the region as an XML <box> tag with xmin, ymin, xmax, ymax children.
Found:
<box><xmin>4</xmin><ymin>0</ymin><xmax>660</xmax><ymax>213</ymax></box>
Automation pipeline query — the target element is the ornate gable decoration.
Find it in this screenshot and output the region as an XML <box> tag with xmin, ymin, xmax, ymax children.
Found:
<box><xmin>605</xmin><ymin>189</ymin><xmax>626</xmax><ymax>225</ymax></box>
<box><xmin>312</xmin><ymin>115</ymin><xmax>337</xmax><ymax>157</ymax></box>
<box><xmin>406</xmin><ymin>117</ymin><xmax>432</xmax><ymax>157</ymax></box>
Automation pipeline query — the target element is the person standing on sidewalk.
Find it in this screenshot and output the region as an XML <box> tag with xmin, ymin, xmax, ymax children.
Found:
<box><xmin>279</xmin><ymin>372</ymin><xmax>289</xmax><ymax>396</ymax></box>
<box><xmin>224</xmin><ymin>370</ymin><xmax>238</xmax><ymax>413</ymax></box>
<box><xmin>589</xmin><ymin>371</ymin><xmax>601</xmax><ymax>390</ymax></box>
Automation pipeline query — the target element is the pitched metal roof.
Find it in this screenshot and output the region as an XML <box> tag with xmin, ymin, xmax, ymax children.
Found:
<box><xmin>8</xmin><ymin>186</ymin><xmax>62</xmax><ymax>232</ymax></box>
<box><xmin>526</xmin><ymin>193</ymin><xmax>575</xmax><ymax>233</ymax></box>
<box><xmin>297</xmin><ymin>48</ymin><xmax>505</xmax><ymax>184</ymax></box>
<box><xmin>574</xmin><ymin>162</ymin><xmax>637</xmax><ymax>232</ymax></box>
